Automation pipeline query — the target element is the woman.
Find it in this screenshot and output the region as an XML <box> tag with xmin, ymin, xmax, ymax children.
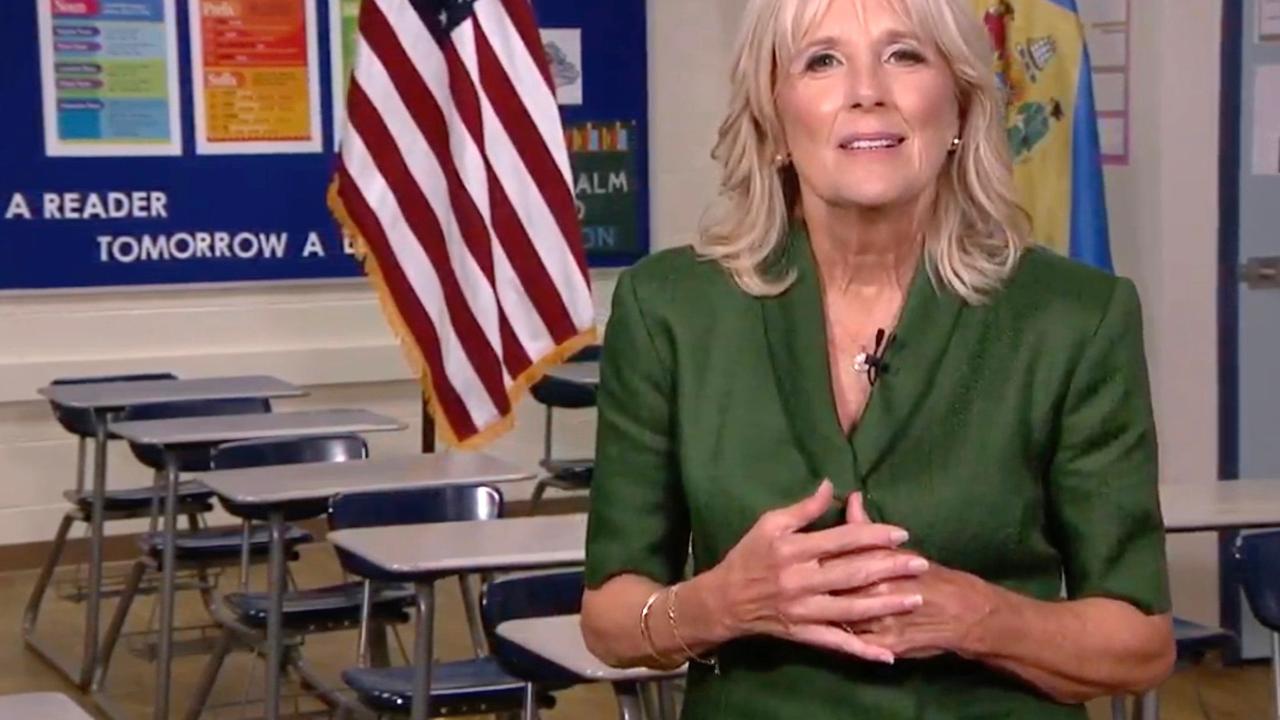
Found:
<box><xmin>580</xmin><ymin>0</ymin><xmax>1174</xmax><ymax>717</ymax></box>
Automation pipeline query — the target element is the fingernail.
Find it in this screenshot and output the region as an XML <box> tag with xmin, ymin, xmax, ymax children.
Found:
<box><xmin>883</xmin><ymin>654</ymin><xmax>896</xmax><ymax>665</ymax></box>
<box><xmin>907</xmin><ymin>557</ymin><xmax>929</xmax><ymax>572</ymax></box>
<box><xmin>905</xmin><ymin>594</ymin><xmax>924</xmax><ymax>609</ymax></box>
<box><xmin>890</xmin><ymin>529</ymin><xmax>910</xmax><ymax>544</ymax></box>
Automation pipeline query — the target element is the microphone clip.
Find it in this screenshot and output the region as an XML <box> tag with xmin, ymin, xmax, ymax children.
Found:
<box><xmin>852</xmin><ymin>328</ymin><xmax>893</xmax><ymax>385</ymax></box>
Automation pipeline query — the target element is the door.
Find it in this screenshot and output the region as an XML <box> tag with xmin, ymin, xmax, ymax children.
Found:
<box><xmin>1222</xmin><ymin>0</ymin><xmax>1280</xmax><ymax>660</ymax></box>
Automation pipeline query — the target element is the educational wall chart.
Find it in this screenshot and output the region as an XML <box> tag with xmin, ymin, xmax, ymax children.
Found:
<box><xmin>567</xmin><ymin>121</ymin><xmax>638</xmax><ymax>254</ymax></box>
<box><xmin>0</xmin><ymin>0</ymin><xmax>649</xmax><ymax>291</ymax></box>
<box><xmin>1077</xmin><ymin>0</ymin><xmax>1130</xmax><ymax>165</ymax></box>
<box><xmin>1261</xmin><ymin>0</ymin><xmax>1280</xmax><ymax>42</ymax></box>
<box><xmin>542</xmin><ymin>28</ymin><xmax>583</xmax><ymax>106</ymax></box>
<box><xmin>36</xmin><ymin>0</ymin><xmax>183</xmax><ymax>156</ymax></box>
<box><xmin>189</xmin><ymin>0</ymin><xmax>323</xmax><ymax>154</ymax></box>
<box><xmin>327</xmin><ymin>0</ymin><xmax>360</xmax><ymax>147</ymax></box>
<box><xmin>1250</xmin><ymin>64</ymin><xmax>1280</xmax><ymax>175</ymax></box>
<box><xmin>537</xmin><ymin>0</ymin><xmax>649</xmax><ymax>263</ymax></box>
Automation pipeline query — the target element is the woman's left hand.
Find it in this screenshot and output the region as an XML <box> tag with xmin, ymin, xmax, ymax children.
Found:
<box><xmin>842</xmin><ymin>562</ymin><xmax>1002</xmax><ymax>660</ymax></box>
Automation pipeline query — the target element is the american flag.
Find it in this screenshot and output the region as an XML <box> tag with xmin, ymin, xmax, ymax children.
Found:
<box><xmin>331</xmin><ymin>0</ymin><xmax>596</xmax><ymax>446</ymax></box>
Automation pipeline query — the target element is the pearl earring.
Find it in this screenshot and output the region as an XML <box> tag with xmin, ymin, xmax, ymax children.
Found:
<box><xmin>774</xmin><ymin>152</ymin><xmax>790</xmax><ymax>167</ymax></box>
<box><xmin>950</xmin><ymin>136</ymin><xmax>961</xmax><ymax>151</ymax></box>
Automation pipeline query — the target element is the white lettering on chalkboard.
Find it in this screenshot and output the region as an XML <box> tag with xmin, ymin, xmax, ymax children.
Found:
<box><xmin>42</xmin><ymin>192</ymin><xmax>168</xmax><ymax>220</ymax></box>
<box><xmin>5</xmin><ymin>193</ymin><xmax>31</xmax><ymax>220</ymax></box>
<box><xmin>575</xmin><ymin>171</ymin><xmax>629</xmax><ymax>195</ymax></box>
<box><xmin>97</xmin><ymin>232</ymin><xmax>290</xmax><ymax>263</ymax></box>
<box><xmin>302</xmin><ymin>232</ymin><xmax>326</xmax><ymax>257</ymax></box>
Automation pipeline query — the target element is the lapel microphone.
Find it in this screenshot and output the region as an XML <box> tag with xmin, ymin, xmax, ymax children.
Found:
<box><xmin>853</xmin><ymin>328</ymin><xmax>894</xmax><ymax>386</ymax></box>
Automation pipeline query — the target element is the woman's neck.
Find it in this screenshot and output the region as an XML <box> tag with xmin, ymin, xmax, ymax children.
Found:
<box><xmin>804</xmin><ymin>201</ymin><xmax>923</xmax><ymax>297</ymax></box>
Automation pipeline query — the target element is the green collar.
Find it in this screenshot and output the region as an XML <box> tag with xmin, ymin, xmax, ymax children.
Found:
<box><xmin>760</xmin><ymin>226</ymin><xmax>964</xmax><ymax>494</ymax></box>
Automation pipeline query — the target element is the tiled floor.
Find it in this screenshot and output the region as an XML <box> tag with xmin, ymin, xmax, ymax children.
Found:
<box><xmin>5</xmin><ymin>542</ymin><xmax>1274</xmax><ymax>719</ymax></box>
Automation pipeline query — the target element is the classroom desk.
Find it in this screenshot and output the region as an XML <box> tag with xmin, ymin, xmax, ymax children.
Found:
<box><xmin>0</xmin><ymin>692</ymin><xmax>94</xmax><ymax>719</ymax></box>
<box><xmin>545</xmin><ymin>362</ymin><xmax>599</xmax><ymax>387</ymax></box>
<box><xmin>108</xmin><ymin>409</ymin><xmax>405</xmax><ymax>720</ymax></box>
<box><xmin>1108</xmin><ymin>480</ymin><xmax>1280</xmax><ymax>720</ymax></box>
<box><xmin>1160</xmin><ymin>479</ymin><xmax>1280</xmax><ymax>533</ymax></box>
<box><xmin>198</xmin><ymin>452</ymin><xmax>537</xmax><ymax>719</ymax></box>
<box><xmin>496</xmin><ymin>614</ymin><xmax>685</xmax><ymax>720</ymax></box>
<box><xmin>31</xmin><ymin>375</ymin><xmax>303</xmax><ymax>690</ymax></box>
<box><xmin>328</xmin><ymin>514</ymin><xmax>587</xmax><ymax>720</ymax></box>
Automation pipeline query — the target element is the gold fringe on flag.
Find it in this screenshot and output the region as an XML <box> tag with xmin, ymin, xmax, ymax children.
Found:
<box><xmin>327</xmin><ymin>176</ymin><xmax>598</xmax><ymax>450</ymax></box>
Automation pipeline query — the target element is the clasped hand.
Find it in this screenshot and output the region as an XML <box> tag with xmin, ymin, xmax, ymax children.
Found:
<box><xmin>710</xmin><ymin>480</ymin><xmax>997</xmax><ymax>664</ymax></box>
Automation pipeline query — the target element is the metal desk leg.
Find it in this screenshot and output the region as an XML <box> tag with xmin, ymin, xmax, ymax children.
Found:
<box><xmin>240</xmin><ymin>521</ymin><xmax>252</xmax><ymax>591</ymax></box>
<box><xmin>522</xmin><ymin>683</ymin><xmax>536</xmax><ymax>720</ymax></box>
<box><xmin>80</xmin><ymin>413</ymin><xmax>110</xmax><ymax>689</ymax></box>
<box><xmin>155</xmin><ymin>448</ymin><xmax>180</xmax><ymax>720</ymax></box>
<box><xmin>265</xmin><ymin>510</ymin><xmax>286</xmax><ymax>720</ymax></box>
<box><xmin>1132</xmin><ymin>689</ymin><xmax>1158</xmax><ymax>720</ymax></box>
<box><xmin>612</xmin><ymin>681</ymin><xmax>644</xmax><ymax>720</ymax></box>
<box><xmin>657</xmin><ymin>680</ymin><xmax>677</xmax><ymax>720</ymax></box>
<box><xmin>410</xmin><ymin>583</ymin><xmax>436</xmax><ymax>720</ymax></box>
<box><xmin>459</xmin><ymin>574</ymin><xmax>487</xmax><ymax>656</ymax></box>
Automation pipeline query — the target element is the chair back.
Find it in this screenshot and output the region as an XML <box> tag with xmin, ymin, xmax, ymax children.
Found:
<box><xmin>211</xmin><ymin>434</ymin><xmax>369</xmax><ymax>521</ymax></box>
<box><xmin>567</xmin><ymin>345</ymin><xmax>601</xmax><ymax>363</ymax></box>
<box><xmin>120</xmin><ymin>397</ymin><xmax>272</xmax><ymax>472</ymax></box>
<box><xmin>529</xmin><ymin>346</ymin><xmax>601</xmax><ymax>410</ymax></box>
<box><xmin>214</xmin><ymin>434</ymin><xmax>368</xmax><ymax>469</ymax></box>
<box><xmin>1235</xmin><ymin>531</ymin><xmax>1280</xmax><ymax>632</ymax></box>
<box><xmin>49</xmin><ymin>373</ymin><xmax>178</xmax><ymax>438</ymax></box>
<box><xmin>529</xmin><ymin>376</ymin><xmax>597</xmax><ymax>410</ymax></box>
<box><xmin>328</xmin><ymin>484</ymin><xmax>503</xmax><ymax>581</ymax></box>
<box><xmin>481</xmin><ymin>569</ymin><xmax>585</xmax><ymax>687</ymax></box>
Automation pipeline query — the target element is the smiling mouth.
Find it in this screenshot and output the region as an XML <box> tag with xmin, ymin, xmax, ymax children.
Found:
<box><xmin>838</xmin><ymin>137</ymin><xmax>906</xmax><ymax>151</ymax></box>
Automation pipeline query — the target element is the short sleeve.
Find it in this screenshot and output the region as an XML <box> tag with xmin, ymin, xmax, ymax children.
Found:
<box><xmin>583</xmin><ymin>270</ymin><xmax>690</xmax><ymax>590</ymax></box>
<box><xmin>1046</xmin><ymin>278</ymin><xmax>1171</xmax><ymax>615</ymax></box>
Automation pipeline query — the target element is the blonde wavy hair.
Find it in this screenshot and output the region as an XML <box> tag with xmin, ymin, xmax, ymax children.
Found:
<box><xmin>697</xmin><ymin>0</ymin><xmax>1031</xmax><ymax>303</ymax></box>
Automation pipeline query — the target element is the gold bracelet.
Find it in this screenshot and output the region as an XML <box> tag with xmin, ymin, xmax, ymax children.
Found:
<box><xmin>639</xmin><ymin>589</ymin><xmax>669</xmax><ymax>667</ymax></box>
<box><xmin>666</xmin><ymin>583</ymin><xmax>720</xmax><ymax>673</ymax></box>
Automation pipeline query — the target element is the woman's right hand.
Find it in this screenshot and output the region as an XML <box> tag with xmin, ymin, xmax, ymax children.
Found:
<box><xmin>705</xmin><ymin>479</ymin><xmax>928</xmax><ymax>664</ymax></box>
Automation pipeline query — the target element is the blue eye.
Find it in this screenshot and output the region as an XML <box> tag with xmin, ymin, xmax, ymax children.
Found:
<box><xmin>804</xmin><ymin>52</ymin><xmax>840</xmax><ymax>72</ymax></box>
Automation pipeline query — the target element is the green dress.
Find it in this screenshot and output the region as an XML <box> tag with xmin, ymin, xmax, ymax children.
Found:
<box><xmin>584</xmin><ymin>229</ymin><xmax>1171</xmax><ymax>719</ymax></box>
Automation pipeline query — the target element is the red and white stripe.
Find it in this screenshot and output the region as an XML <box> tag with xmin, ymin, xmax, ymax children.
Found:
<box><xmin>335</xmin><ymin>0</ymin><xmax>594</xmax><ymax>444</ymax></box>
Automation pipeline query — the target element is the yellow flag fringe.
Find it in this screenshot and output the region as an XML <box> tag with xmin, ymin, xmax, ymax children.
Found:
<box><xmin>327</xmin><ymin>176</ymin><xmax>598</xmax><ymax>450</ymax></box>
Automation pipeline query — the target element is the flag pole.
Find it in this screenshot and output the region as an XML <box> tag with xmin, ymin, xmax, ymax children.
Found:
<box><xmin>421</xmin><ymin>397</ymin><xmax>436</xmax><ymax>453</ymax></box>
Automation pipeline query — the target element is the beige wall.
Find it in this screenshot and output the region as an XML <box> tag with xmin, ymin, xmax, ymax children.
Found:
<box><xmin>0</xmin><ymin>0</ymin><xmax>1228</xmax><ymax>626</ymax></box>
<box><xmin>1104</xmin><ymin>0</ymin><xmax>1223</xmax><ymax>625</ymax></box>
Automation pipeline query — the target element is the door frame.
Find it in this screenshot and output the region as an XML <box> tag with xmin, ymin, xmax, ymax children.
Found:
<box><xmin>1218</xmin><ymin>0</ymin><xmax>1244</xmax><ymax>657</ymax></box>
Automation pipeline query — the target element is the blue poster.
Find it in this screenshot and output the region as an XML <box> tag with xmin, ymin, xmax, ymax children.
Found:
<box><xmin>0</xmin><ymin>0</ymin><xmax>648</xmax><ymax>291</ymax></box>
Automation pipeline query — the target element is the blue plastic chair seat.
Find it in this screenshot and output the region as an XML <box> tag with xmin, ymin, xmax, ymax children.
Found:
<box><xmin>66</xmin><ymin>480</ymin><xmax>215</xmax><ymax>514</ymax></box>
<box><xmin>138</xmin><ymin>525</ymin><xmax>312</xmax><ymax>563</ymax></box>
<box><xmin>342</xmin><ymin>660</ymin><xmax>553</xmax><ymax>716</ymax></box>
<box><xmin>530</xmin><ymin>376</ymin><xmax>597</xmax><ymax>409</ymax></box>
<box><xmin>224</xmin><ymin>582</ymin><xmax>413</xmax><ymax>629</ymax></box>
<box><xmin>539</xmin><ymin>460</ymin><xmax>593</xmax><ymax>488</ymax></box>
<box><xmin>1173</xmin><ymin>617</ymin><xmax>1234</xmax><ymax>664</ymax></box>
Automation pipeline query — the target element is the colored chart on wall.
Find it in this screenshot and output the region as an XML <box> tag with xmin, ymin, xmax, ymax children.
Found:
<box><xmin>0</xmin><ymin>0</ymin><xmax>649</xmax><ymax>291</ymax></box>
<box><xmin>189</xmin><ymin>0</ymin><xmax>323</xmax><ymax>154</ymax></box>
<box><xmin>36</xmin><ymin>0</ymin><xmax>184</xmax><ymax>156</ymax></box>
